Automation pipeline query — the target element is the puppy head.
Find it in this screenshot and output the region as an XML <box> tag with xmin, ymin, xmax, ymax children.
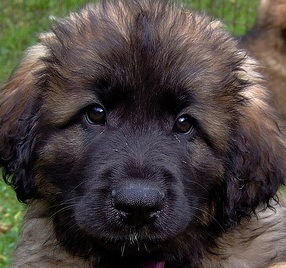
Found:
<box><xmin>1</xmin><ymin>0</ymin><xmax>286</xmax><ymax>263</ymax></box>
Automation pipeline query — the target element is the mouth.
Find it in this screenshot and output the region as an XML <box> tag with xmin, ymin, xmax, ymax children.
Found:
<box><xmin>99</xmin><ymin>235</ymin><xmax>190</xmax><ymax>268</ymax></box>
<box><xmin>141</xmin><ymin>261</ymin><xmax>165</xmax><ymax>268</ymax></box>
<box><xmin>104</xmin><ymin>230</ymin><xmax>164</xmax><ymax>255</ymax></box>
<box><xmin>100</xmin><ymin>239</ymin><xmax>167</xmax><ymax>268</ymax></box>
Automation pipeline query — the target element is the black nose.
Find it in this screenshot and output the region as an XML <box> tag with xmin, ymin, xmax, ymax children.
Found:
<box><xmin>112</xmin><ymin>182</ymin><xmax>165</xmax><ymax>225</ymax></box>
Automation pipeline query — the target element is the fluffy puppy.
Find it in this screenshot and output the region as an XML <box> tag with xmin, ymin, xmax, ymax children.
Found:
<box><xmin>1</xmin><ymin>0</ymin><xmax>286</xmax><ymax>267</ymax></box>
<box><xmin>241</xmin><ymin>0</ymin><xmax>286</xmax><ymax>119</ymax></box>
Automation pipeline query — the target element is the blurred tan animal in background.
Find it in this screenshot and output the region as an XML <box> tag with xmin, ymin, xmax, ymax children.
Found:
<box><xmin>241</xmin><ymin>0</ymin><xmax>286</xmax><ymax>119</ymax></box>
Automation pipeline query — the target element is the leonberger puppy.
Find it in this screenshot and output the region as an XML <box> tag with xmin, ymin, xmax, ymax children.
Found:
<box><xmin>1</xmin><ymin>0</ymin><xmax>286</xmax><ymax>267</ymax></box>
<box><xmin>241</xmin><ymin>0</ymin><xmax>286</xmax><ymax>119</ymax></box>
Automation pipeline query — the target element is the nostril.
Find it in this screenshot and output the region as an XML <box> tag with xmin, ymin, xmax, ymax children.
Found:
<box><xmin>112</xmin><ymin>183</ymin><xmax>165</xmax><ymax>224</ymax></box>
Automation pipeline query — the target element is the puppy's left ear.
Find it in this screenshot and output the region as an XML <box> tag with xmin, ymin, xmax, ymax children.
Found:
<box><xmin>225</xmin><ymin>57</ymin><xmax>286</xmax><ymax>223</ymax></box>
<box><xmin>0</xmin><ymin>45</ymin><xmax>47</xmax><ymax>201</ymax></box>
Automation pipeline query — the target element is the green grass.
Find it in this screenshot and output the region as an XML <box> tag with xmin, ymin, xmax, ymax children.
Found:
<box><xmin>0</xmin><ymin>0</ymin><xmax>91</xmax><ymax>82</ymax></box>
<box><xmin>0</xmin><ymin>0</ymin><xmax>258</xmax><ymax>267</ymax></box>
<box><xmin>186</xmin><ymin>0</ymin><xmax>259</xmax><ymax>35</ymax></box>
<box><xmin>0</xmin><ymin>184</ymin><xmax>23</xmax><ymax>266</ymax></box>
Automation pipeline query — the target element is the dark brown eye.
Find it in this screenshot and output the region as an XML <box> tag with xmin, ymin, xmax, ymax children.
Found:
<box><xmin>86</xmin><ymin>105</ymin><xmax>106</xmax><ymax>125</ymax></box>
<box><xmin>174</xmin><ymin>115</ymin><xmax>194</xmax><ymax>134</ymax></box>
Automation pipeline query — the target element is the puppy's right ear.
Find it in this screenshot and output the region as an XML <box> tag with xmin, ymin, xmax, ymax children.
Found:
<box><xmin>0</xmin><ymin>44</ymin><xmax>47</xmax><ymax>201</ymax></box>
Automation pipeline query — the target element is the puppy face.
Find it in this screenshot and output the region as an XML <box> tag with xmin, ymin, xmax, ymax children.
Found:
<box><xmin>1</xmin><ymin>0</ymin><xmax>286</xmax><ymax>265</ymax></box>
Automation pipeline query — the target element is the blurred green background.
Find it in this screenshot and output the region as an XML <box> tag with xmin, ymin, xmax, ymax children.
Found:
<box><xmin>0</xmin><ymin>0</ymin><xmax>259</xmax><ymax>267</ymax></box>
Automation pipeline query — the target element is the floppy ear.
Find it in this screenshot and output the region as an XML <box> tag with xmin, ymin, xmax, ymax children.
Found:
<box><xmin>225</xmin><ymin>57</ymin><xmax>286</xmax><ymax>224</ymax></box>
<box><xmin>0</xmin><ymin>44</ymin><xmax>47</xmax><ymax>201</ymax></box>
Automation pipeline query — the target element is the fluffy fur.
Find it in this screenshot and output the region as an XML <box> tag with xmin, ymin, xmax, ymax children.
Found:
<box><xmin>1</xmin><ymin>0</ymin><xmax>286</xmax><ymax>267</ymax></box>
<box><xmin>241</xmin><ymin>0</ymin><xmax>286</xmax><ymax>119</ymax></box>
<box><xmin>10</xmin><ymin>201</ymin><xmax>286</xmax><ymax>268</ymax></box>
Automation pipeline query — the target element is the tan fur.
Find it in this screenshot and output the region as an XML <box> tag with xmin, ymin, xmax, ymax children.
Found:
<box><xmin>202</xmin><ymin>203</ymin><xmax>286</xmax><ymax>268</ymax></box>
<box><xmin>11</xmin><ymin>202</ymin><xmax>92</xmax><ymax>268</ymax></box>
<box><xmin>0</xmin><ymin>44</ymin><xmax>47</xmax><ymax>129</ymax></box>
<box><xmin>241</xmin><ymin>0</ymin><xmax>286</xmax><ymax>119</ymax></box>
<box><xmin>11</xmin><ymin>202</ymin><xmax>286</xmax><ymax>268</ymax></box>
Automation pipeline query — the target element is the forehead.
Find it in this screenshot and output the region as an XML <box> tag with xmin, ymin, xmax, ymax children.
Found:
<box><xmin>40</xmin><ymin>0</ymin><xmax>245</xmax><ymax>136</ymax></box>
<box><xmin>43</xmin><ymin>1</ymin><xmax>241</xmax><ymax>90</ymax></box>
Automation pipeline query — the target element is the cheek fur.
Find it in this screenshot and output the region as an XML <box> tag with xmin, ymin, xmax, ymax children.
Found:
<box><xmin>34</xmin><ymin>126</ymin><xmax>87</xmax><ymax>194</ymax></box>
